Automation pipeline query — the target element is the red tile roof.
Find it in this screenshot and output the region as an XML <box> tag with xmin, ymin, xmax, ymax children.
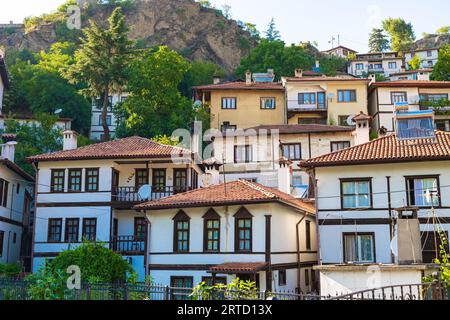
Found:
<box><xmin>193</xmin><ymin>81</ymin><xmax>284</xmax><ymax>91</ymax></box>
<box><xmin>300</xmin><ymin>131</ymin><xmax>450</xmax><ymax>168</ymax></box>
<box><xmin>369</xmin><ymin>80</ymin><xmax>450</xmax><ymax>92</ymax></box>
<box><xmin>284</xmin><ymin>76</ymin><xmax>370</xmax><ymax>82</ymax></box>
<box><xmin>0</xmin><ymin>159</ymin><xmax>34</xmax><ymax>181</ymax></box>
<box><xmin>27</xmin><ymin>136</ymin><xmax>192</xmax><ymax>162</ymax></box>
<box><xmin>227</xmin><ymin>124</ymin><xmax>353</xmax><ymax>136</ymax></box>
<box><xmin>390</xmin><ymin>69</ymin><xmax>433</xmax><ymax>76</ymax></box>
<box><xmin>210</xmin><ymin>262</ymin><xmax>268</xmax><ymax>273</ymax></box>
<box><xmin>134</xmin><ymin>180</ymin><xmax>315</xmax><ymax>213</ymax></box>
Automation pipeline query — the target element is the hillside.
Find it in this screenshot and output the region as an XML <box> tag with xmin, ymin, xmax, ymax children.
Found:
<box><xmin>0</xmin><ymin>0</ymin><xmax>257</xmax><ymax>73</ymax></box>
<box><xmin>409</xmin><ymin>34</ymin><xmax>450</xmax><ymax>51</ymax></box>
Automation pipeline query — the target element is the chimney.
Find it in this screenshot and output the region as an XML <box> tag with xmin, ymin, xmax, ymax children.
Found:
<box><xmin>395</xmin><ymin>207</ymin><xmax>423</xmax><ymax>264</ymax></box>
<box><xmin>213</xmin><ymin>76</ymin><xmax>221</xmax><ymax>84</ymax></box>
<box><xmin>295</xmin><ymin>68</ymin><xmax>303</xmax><ymax>78</ymax></box>
<box><xmin>368</xmin><ymin>74</ymin><xmax>376</xmax><ymax>85</ymax></box>
<box><xmin>277</xmin><ymin>157</ymin><xmax>292</xmax><ymax>194</ymax></box>
<box><xmin>401</xmin><ymin>65</ymin><xmax>406</xmax><ymax>72</ymax></box>
<box><xmin>352</xmin><ymin>112</ymin><xmax>371</xmax><ymax>145</ymax></box>
<box><xmin>1</xmin><ymin>134</ymin><xmax>17</xmax><ymax>162</ymax></box>
<box><xmin>190</xmin><ymin>120</ymin><xmax>202</xmax><ymax>155</ymax></box>
<box><xmin>245</xmin><ymin>70</ymin><xmax>252</xmax><ymax>85</ymax></box>
<box><xmin>202</xmin><ymin>158</ymin><xmax>222</xmax><ymax>186</ymax></box>
<box><xmin>315</xmin><ymin>60</ymin><xmax>320</xmax><ymax>69</ymax></box>
<box><xmin>417</xmin><ymin>72</ymin><xmax>430</xmax><ymax>81</ymax></box>
<box><xmin>63</xmin><ymin>130</ymin><xmax>78</xmax><ymax>151</ymax></box>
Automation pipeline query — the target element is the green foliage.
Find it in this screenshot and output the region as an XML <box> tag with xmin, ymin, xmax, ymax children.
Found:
<box><xmin>370</xmin><ymin>130</ymin><xmax>379</xmax><ymax>140</ymax></box>
<box><xmin>423</xmin><ymin>231</ymin><xmax>450</xmax><ymax>286</ymax></box>
<box><xmin>431</xmin><ymin>44</ymin><xmax>450</xmax><ymax>81</ymax></box>
<box><xmin>235</xmin><ymin>39</ymin><xmax>315</xmax><ymax>80</ymax></box>
<box><xmin>180</xmin><ymin>61</ymin><xmax>225</xmax><ymax>98</ymax></box>
<box><xmin>382</xmin><ymin>18</ymin><xmax>415</xmax><ymax>53</ymax></box>
<box><xmin>318</xmin><ymin>55</ymin><xmax>347</xmax><ymax>76</ymax></box>
<box><xmin>196</xmin><ymin>0</ymin><xmax>213</xmax><ymax>9</ymax></box>
<box><xmin>0</xmin><ymin>263</ymin><xmax>21</xmax><ymax>278</ymax></box>
<box><xmin>190</xmin><ymin>278</ymin><xmax>258</xmax><ymax>300</ymax></box>
<box><xmin>347</xmin><ymin>52</ymin><xmax>357</xmax><ymax>61</ymax></box>
<box><xmin>151</xmin><ymin>135</ymin><xmax>180</xmax><ymax>146</ymax></box>
<box><xmin>243</xmin><ymin>22</ymin><xmax>260</xmax><ymax>40</ymax></box>
<box><xmin>116</xmin><ymin>46</ymin><xmax>194</xmax><ymax>138</ymax></box>
<box><xmin>216</xmin><ymin>20</ymin><xmax>225</xmax><ymax>30</ymax></box>
<box><xmin>50</xmin><ymin>242</ymin><xmax>134</xmax><ymax>284</ymax></box>
<box><xmin>368</xmin><ymin>28</ymin><xmax>390</xmax><ymax>52</ymax></box>
<box><xmin>238</xmin><ymin>36</ymin><xmax>251</xmax><ymax>50</ymax></box>
<box><xmin>408</xmin><ymin>54</ymin><xmax>422</xmax><ymax>70</ymax></box>
<box><xmin>437</xmin><ymin>26</ymin><xmax>450</xmax><ymax>35</ymax></box>
<box><xmin>420</xmin><ymin>98</ymin><xmax>450</xmax><ymax>115</ymax></box>
<box><xmin>264</xmin><ymin>18</ymin><xmax>281</xmax><ymax>41</ymax></box>
<box><xmin>26</xmin><ymin>265</ymin><xmax>67</xmax><ymax>300</ymax></box>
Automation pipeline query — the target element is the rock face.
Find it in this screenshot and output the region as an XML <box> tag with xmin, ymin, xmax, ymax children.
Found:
<box><xmin>408</xmin><ymin>34</ymin><xmax>450</xmax><ymax>51</ymax></box>
<box><xmin>0</xmin><ymin>0</ymin><xmax>256</xmax><ymax>73</ymax></box>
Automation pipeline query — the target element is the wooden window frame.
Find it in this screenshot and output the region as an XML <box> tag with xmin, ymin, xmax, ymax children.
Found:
<box><xmin>405</xmin><ymin>175</ymin><xmax>441</xmax><ymax>208</ymax></box>
<box><xmin>281</xmin><ymin>143</ymin><xmax>302</xmax><ymax>161</ymax></box>
<box><xmin>134</xmin><ymin>217</ymin><xmax>147</xmax><ymax>241</ymax></box>
<box><xmin>85</xmin><ymin>168</ymin><xmax>100</xmax><ymax>192</ymax></box>
<box><xmin>173</xmin><ymin>168</ymin><xmax>188</xmax><ymax>193</ymax></box>
<box><xmin>340</xmin><ymin>178</ymin><xmax>373</xmax><ymax>210</ymax></box>
<box><xmin>203</xmin><ymin>208</ymin><xmax>221</xmax><ymax>252</ymax></box>
<box><xmin>152</xmin><ymin>169</ymin><xmax>166</xmax><ymax>191</ymax></box>
<box><xmin>50</xmin><ymin>169</ymin><xmax>65</xmax><ymax>193</ymax></box>
<box><xmin>260</xmin><ymin>97</ymin><xmax>276</xmax><ymax>110</ymax></box>
<box><xmin>68</xmin><ymin>169</ymin><xmax>83</xmax><ymax>193</ymax></box>
<box><xmin>135</xmin><ymin>168</ymin><xmax>149</xmax><ymax>189</ymax></box>
<box><xmin>390</xmin><ymin>91</ymin><xmax>408</xmax><ymax>104</ymax></box>
<box><xmin>98</xmin><ymin>115</ymin><xmax>112</xmax><ymax>126</ymax></box>
<box><xmin>337</xmin><ymin>90</ymin><xmax>357</xmax><ymax>103</ymax></box>
<box><xmin>173</xmin><ymin>210</ymin><xmax>190</xmax><ymax>253</ymax></box>
<box><xmin>82</xmin><ymin>218</ymin><xmax>97</xmax><ymax>241</ymax></box>
<box><xmin>305</xmin><ymin>220</ymin><xmax>311</xmax><ymax>250</ymax></box>
<box><xmin>221</xmin><ymin>97</ymin><xmax>237</xmax><ymax>110</ymax></box>
<box><xmin>234</xmin><ymin>145</ymin><xmax>253</xmax><ymax>163</ymax></box>
<box><xmin>298</xmin><ymin>92</ymin><xmax>317</xmax><ymax>105</ymax></box>
<box><xmin>342</xmin><ymin>232</ymin><xmax>376</xmax><ymax>263</ymax></box>
<box><xmin>47</xmin><ymin>218</ymin><xmax>63</xmax><ymax>243</ymax></box>
<box><xmin>170</xmin><ymin>276</ymin><xmax>194</xmax><ymax>288</ymax></box>
<box><xmin>65</xmin><ymin>218</ymin><xmax>80</xmax><ymax>243</ymax></box>
<box><xmin>234</xmin><ymin>207</ymin><xmax>253</xmax><ymax>252</ymax></box>
<box><xmin>278</xmin><ymin>269</ymin><xmax>287</xmax><ymax>286</ymax></box>
<box><xmin>330</xmin><ymin>141</ymin><xmax>351</xmax><ymax>153</ymax></box>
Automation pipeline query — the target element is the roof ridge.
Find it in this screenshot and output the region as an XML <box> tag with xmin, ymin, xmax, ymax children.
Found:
<box><xmin>238</xmin><ymin>179</ymin><xmax>277</xmax><ymax>199</ymax></box>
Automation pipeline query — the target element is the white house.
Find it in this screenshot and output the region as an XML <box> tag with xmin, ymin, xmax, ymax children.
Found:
<box><xmin>28</xmin><ymin>131</ymin><xmax>203</xmax><ymax>279</ymax></box>
<box><xmin>405</xmin><ymin>48</ymin><xmax>440</xmax><ymax>70</ymax></box>
<box><xmin>300</xmin><ymin>112</ymin><xmax>449</xmax><ymax>296</ymax></box>
<box><xmin>134</xmin><ymin>167</ymin><xmax>317</xmax><ymax>293</ymax></box>
<box><xmin>389</xmin><ymin>69</ymin><xmax>432</xmax><ymax>81</ymax></box>
<box><xmin>0</xmin><ymin>115</ymin><xmax>72</xmax><ymax>132</ymax></box>
<box><xmin>90</xmin><ymin>93</ymin><xmax>128</xmax><ymax>141</ymax></box>
<box><xmin>347</xmin><ymin>52</ymin><xmax>404</xmax><ymax>78</ymax></box>
<box><xmin>321</xmin><ymin>46</ymin><xmax>357</xmax><ymax>59</ymax></box>
<box><xmin>0</xmin><ymin>134</ymin><xmax>34</xmax><ymax>268</ymax></box>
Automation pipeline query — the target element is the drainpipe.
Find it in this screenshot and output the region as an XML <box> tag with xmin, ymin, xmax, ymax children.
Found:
<box><xmin>296</xmin><ymin>212</ymin><xmax>307</xmax><ymax>292</ymax></box>
<box><xmin>386</xmin><ymin>176</ymin><xmax>395</xmax><ymax>264</ymax></box>
<box><xmin>138</xmin><ymin>209</ymin><xmax>151</xmax><ymax>279</ymax></box>
<box><xmin>308</xmin><ymin>133</ymin><xmax>312</xmax><ymax>159</ymax></box>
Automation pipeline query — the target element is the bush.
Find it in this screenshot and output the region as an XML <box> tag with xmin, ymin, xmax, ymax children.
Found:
<box><xmin>26</xmin><ymin>265</ymin><xmax>67</xmax><ymax>300</ymax></box>
<box><xmin>0</xmin><ymin>263</ymin><xmax>21</xmax><ymax>279</ymax></box>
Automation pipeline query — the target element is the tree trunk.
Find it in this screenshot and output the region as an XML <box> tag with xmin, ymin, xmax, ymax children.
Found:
<box><xmin>101</xmin><ymin>88</ymin><xmax>110</xmax><ymax>141</ymax></box>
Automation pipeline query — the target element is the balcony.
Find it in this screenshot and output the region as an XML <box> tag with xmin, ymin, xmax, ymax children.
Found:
<box><xmin>367</xmin><ymin>67</ymin><xmax>384</xmax><ymax>73</ymax></box>
<box><xmin>111</xmin><ymin>235</ymin><xmax>145</xmax><ymax>255</ymax></box>
<box><xmin>287</xmin><ymin>100</ymin><xmax>328</xmax><ymax>112</ymax></box>
<box><xmin>111</xmin><ymin>186</ymin><xmax>190</xmax><ymax>208</ymax></box>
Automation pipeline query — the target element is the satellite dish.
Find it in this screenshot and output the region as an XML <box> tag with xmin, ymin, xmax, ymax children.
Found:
<box><xmin>346</xmin><ymin>115</ymin><xmax>356</xmax><ymax>126</ymax></box>
<box><xmin>200</xmin><ymin>173</ymin><xmax>212</xmax><ymax>187</ymax></box>
<box><xmin>138</xmin><ymin>184</ymin><xmax>151</xmax><ymax>200</ymax></box>
<box><xmin>54</xmin><ymin>109</ymin><xmax>63</xmax><ymax>115</ymax></box>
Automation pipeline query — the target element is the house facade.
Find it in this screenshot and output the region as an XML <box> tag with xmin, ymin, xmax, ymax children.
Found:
<box><xmin>405</xmin><ymin>48</ymin><xmax>439</xmax><ymax>70</ymax></box>
<box><xmin>134</xmin><ymin>178</ymin><xmax>317</xmax><ymax>293</ymax></box>
<box><xmin>28</xmin><ymin>132</ymin><xmax>203</xmax><ymax>279</ymax></box>
<box><xmin>321</xmin><ymin>46</ymin><xmax>357</xmax><ymax>59</ymax></box>
<box><xmin>90</xmin><ymin>93</ymin><xmax>128</xmax><ymax>141</ymax></box>
<box><xmin>300</xmin><ymin>122</ymin><xmax>450</xmax><ymax>295</ymax></box>
<box><xmin>0</xmin><ymin>115</ymin><xmax>72</xmax><ymax>132</ymax></box>
<box><xmin>0</xmin><ymin>134</ymin><xmax>34</xmax><ymax>268</ymax></box>
<box><xmin>347</xmin><ymin>52</ymin><xmax>404</xmax><ymax>78</ymax></box>
<box><xmin>389</xmin><ymin>69</ymin><xmax>432</xmax><ymax>81</ymax></box>
<box><xmin>368</xmin><ymin>80</ymin><xmax>450</xmax><ymax>133</ymax></box>
<box><xmin>193</xmin><ymin>71</ymin><xmax>286</xmax><ymax>132</ymax></box>
<box><xmin>282</xmin><ymin>71</ymin><xmax>370</xmax><ymax>126</ymax></box>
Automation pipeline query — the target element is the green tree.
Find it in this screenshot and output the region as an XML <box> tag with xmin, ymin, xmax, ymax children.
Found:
<box><xmin>431</xmin><ymin>44</ymin><xmax>450</xmax><ymax>81</ymax></box>
<box><xmin>235</xmin><ymin>39</ymin><xmax>314</xmax><ymax>80</ymax></box>
<box><xmin>264</xmin><ymin>18</ymin><xmax>281</xmax><ymax>41</ymax></box>
<box><xmin>382</xmin><ymin>18</ymin><xmax>415</xmax><ymax>52</ymax></box>
<box><xmin>368</xmin><ymin>28</ymin><xmax>390</xmax><ymax>52</ymax></box>
<box><xmin>116</xmin><ymin>46</ymin><xmax>194</xmax><ymax>138</ymax></box>
<box><xmin>437</xmin><ymin>26</ymin><xmax>450</xmax><ymax>35</ymax></box>
<box><xmin>66</xmin><ymin>7</ymin><xmax>134</xmax><ymax>141</ymax></box>
<box><xmin>179</xmin><ymin>61</ymin><xmax>225</xmax><ymax>98</ymax></box>
<box><xmin>318</xmin><ymin>55</ymin><xmax>347</xmax><ymax>76</ymax></box>
<box><xmin>408</xmin><ymin>54</ymin><xmax>422</xmax><ymax>70</ymax></box>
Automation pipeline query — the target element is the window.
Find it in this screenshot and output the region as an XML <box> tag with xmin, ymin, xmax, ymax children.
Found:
<box><xmin>51</xmin><ymin>169</ymin><xmax>65</xmax><ymax>192</ymax></box>
<box><xmin>341</xmin><ymin>179</ymin><xmax>372</xmax><ymax>209</ymax></box>
<box><xmin>135</xmin><ymin>169</ymin><xmax>149</xmax><ymax>189</ymax></box>
<box><xmin>234</xmin><ymin>145</ymin><xmax>252</xmax><ymax>163</ymax></box>
<box><xmin>298</xmin><ymin>118</ymin><xmax>327</xmax><ymax>125</ymax></box>
<box><xmin>281</xmin><ymin>143</ymin><xmax>301</xmax><ymax>161</ymax></box>
<box><xmin>152</xmin><ymin>169</ymin><xmax>166</xmax><ymax>191</ymax></box>
<box><xmin>221</xmin><ymin>97</ymin><xmax>237</xmax><ymax>109</ymax></box>
<box><xmin>406</xmin><ymin>176</ymin><xmax>440</xmax><ymax>207</ymax></box>
<box><xmin>338</xmin><ymin>115</ymin><xmax>351</xmax><ymax>126</ymax></box>
<box><xmin>68</xmin><ymin>169</ymin><xmax>82</xmax><ymax>192</ymax></box>
<box><xmin>435</xmin><ymin>120</ymin><xmax>449</xmax><ymax>132</ymax></box>
<box><xmin>98</xmin><ymin>115</ymin><xmax>112</xmax><ymax>126</ymax></box>
<box><xmin>134</xmin><ymin>217</ymin><xmax>147</xmax><ymax>240</ymax></box>
<box><xmin>356</xmin><ymin>63</ymin><xmax>364</xmax><ymax>70</ymax></box>
<box><xmin>337</xmin><ymin>90</ymin><xmax>357</xmax><ymax>102</ymax></box>
<box><xmin>0</xmin><ymin>231</ymin><xmax>3</xmax><ymax>257</ymax></box>
<box><xmin>170</xmin><ymin>276</ymin><xmax>193</xmax><ymax>300</ymax></box>
<box><xmin>427</xmin><ymin>60</ymin><xmax>433</xmax><ymax>67</ymax></box>
<box><xmin>202</xmin><ymin>277</ymin><xmax>227</xmax><ymax>286</ymax></box>
<box><xmin>420</xmin><ymin>93</ymin><xmax>449</xmax><ymax>102</ymax></box>
<box><xmin>427</xmin><ymin>50</ymin><xmax>433</xmax><ymax>57</ymax></box>
<box><xmin>220</xmin><ymin>122</ymin><xmax>237</xmax><ymax>133</ymax></box>
<box><xmin>278</xmin><ymin>270</ymin><xmax>286</xmax><ymax>286</ymax></box>
<box><xmin>391</xmin><ymin>92</ymin><xmax>408</xmax><ymax>104</ymax></box>
<box><xmin>48</xmin><ymin>219</ymin><xmax>62</xmax><ymax>242</ymax></box>
<box><xmin>331</xmin><ymin>141</ymin><xmax>351</xmax><ymax>152</ymax></box>
<box><xmin>82</xmin><ymin>218</ymin><xmax>97</xmax><ymax>241</ymax></box>
<box><xmin>0</xmin><ymin>179</ymin><xmax>9</xmax><ymax>207</ymax></box>
<box><xmin>173</xmin><ymin>169</ymin><xmax>188</xmax><ymax>193</ymax></box>
<box><xmin>305</xmin><ymin>220</ymin><xmax>311</xmax><ymax>250</ymax></box>
<box><xmin>298</xmin><ymin>93</ymin><xmax>316</xmax><ymax>105</ymax></box>
<box><xmin>388</xmin><ymin>62</ymin><xmax>397</xmax><ymax>69</ymax></box>
<box><xmin>85</xmin><ymin>168</ymin><xmax>99</xmax><ymax>192</ymax></box>
<box><xmin>203</xmin><ymin>209</ymin><xmax>221</xmax><ymax>252</ymax></box>
<box><xmin>65</xmin><ymin>218</ymin><xmax>79</xmax><ymax>243</ymax></box>
<box><xmin>173</xmin><ymin>211</ymin><xmax>190</xmax><ymax>252</ymax></box>
<box><xmin>305</xmin><ymin>269</ymin><xmax>310</xmax><ymax>286</ymax></box>
<box><xmin>234</xmin><ymin>207</ymin><xmax>252</xmax><ymax>252</ymax></box>
<box><xmin>260</xmin><ymin>97</ymin><xmax>276</xmax><ymax>109</ymax></box>
<box><xmin>421</xmin><ymin>231</ymin><xmax>449</xmax><ymax>263</ymax></box>
<box><xmin>16</xmin><ymin>184</ymin><xmax>20</xmax><ymax>194</ymax></box>
<box><xmin>343</xmin><ymin>233</ymin><xmax>375</xmax><ymax>263</ymax></box>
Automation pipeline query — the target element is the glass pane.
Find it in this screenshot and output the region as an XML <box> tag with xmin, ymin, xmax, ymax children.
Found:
<box><xmin>343</xmin><ymin>195</ymin><xmax>356</xmax><ymax>208</ymax></box>
<box><xmin>342</xmin><ymin>182</ymin><xmax>355</xmax><ymax>194</ymax></box>
<box><xmin>359</xmin><ymin>235</ymin><xmax>374</xmax><ymax>262</ymax></box>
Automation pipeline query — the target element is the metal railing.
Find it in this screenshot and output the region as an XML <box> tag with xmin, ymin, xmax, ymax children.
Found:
<box><xmin>287</xmin><ymin>100</ymin><xmax>328</xmax><ymax>112</ymax></box>
<box><xmin>111</xmin><ymin>235</ymin><xmax>145</xmax><ymax>254</ymax></box>
<box><xmin>112</xmin><ymin>186</ymin><xmax>189</xmax><ymax>203</ymax></box>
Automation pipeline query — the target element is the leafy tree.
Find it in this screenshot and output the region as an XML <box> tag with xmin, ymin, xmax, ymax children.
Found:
<box><xmin>264</xmin><ymin>18</ymin><xmax>281</xmax><ymax>41</ymax></box>
<box><xmin>235</xmin><ymin>39</ymin><xmax>314</xmax><ymax>80</ymax></box>
<box><xmin>382</xmin><ymin>18</ymin><xmax>415</xmax><ymax>52</ymax></box>
<box><xmin>180</xmin><ymin>61</ymin><xmax>225</xmax><ymax>98</ymax></box>
<box><xmin>243</xmin><ymin>22</ymin><xmax>260</xmax><ymax>40</ymax></box>
<box><xmin>115</xmin><ymin>46</ymin><xmax>195</xmax><ymax>138</ymax></box>
<box><xmin>431</xmin><ymin>44</ymin><xmax>450</xmax><ymax>81</ymax></box>
<box><xmin>408</xmin><ymin>54</ymin><xmax>422</xmax><ymax>70</ymax></box>
<box><xmin>437</xmin><ymin>26</ymin><xmax>450</xmax><ymax>35</ymax></box>
<box><xmin>368</xmin><ymin>28</ymin><xmax>390</xmax><ymax>52</ymax></box>
<box><xmin>318</xmin><ymin>55</ymin><xmax>347</xmax><ymax>76</ymax></box>
<box><xmin>151</xmin><ymin>135</ymin><xmax>180</xmax><ymax>146</ymax></box>
<box><xmin>66</xmin><ymin>7</ymin><xmax>134</xmax><ymax>141</ymax></box>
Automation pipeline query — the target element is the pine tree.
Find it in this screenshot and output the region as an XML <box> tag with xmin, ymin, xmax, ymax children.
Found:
<box><xmin>265</xmin><ymin>18</ymin><xmax>281</xmax><ymax>41</ymax></box>
<box><xmin>368</xmin><ymin>28</ymin><xmax>390</xmax><ymax>52</ymax></box>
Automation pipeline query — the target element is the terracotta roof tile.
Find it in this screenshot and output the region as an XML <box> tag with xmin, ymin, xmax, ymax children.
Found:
<box><xmin>27</xmin><ymin>136</ymin><xmax>192</xmax><ymax>162</ymax></box>
<box><xmin>227</xmin><ymin>124</ymin><xmax>354</xmax><ymax>136</ymax></box>
<box><xmin>134</xmin><ymin>180</ymin><xmax>315</xmax><ymax>213</ymax></box>
<box><xmin>369</xmin><ymin>80</ymin><xmax>450</xmax><ymax>92</ymax></box>
<box><xmin>284</xmin><ymin>76</ymin><xmax>370</xmax><ymax>82</ymax></box>
<box><xmin>193</xmin><ymin>81</ymin><xmax>283</xmax><ymax>91</ymax></box>
<box><xmin>300</xmin><ymin>131</ymin><xmax>450</xmax><ymax>168</ymax></box>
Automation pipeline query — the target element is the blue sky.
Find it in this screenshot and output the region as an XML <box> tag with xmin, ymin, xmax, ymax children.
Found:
<box><xmin>2</xmin><ymin>0</ymin><xmax>449</xmax><ymax>52</ymax></box>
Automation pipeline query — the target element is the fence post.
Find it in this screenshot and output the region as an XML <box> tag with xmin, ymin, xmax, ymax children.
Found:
<box><xmin>164</xmin><ymin>285</ymin><xmax>170</xmax><ymax>300</ymax></box>
<box><xmin>86</xmin><ymin>283</ymin><xmax>91</xmax><ymax>301</ymax></box>
<box><xmin>124</xmin><ymin>283</ymin><xmax>129</xmax><ymax>300</ymax></box>
<box><xmin>263</xmin><ymin>290</ymin><xmax>267</xmax><ymax>300</ymax></box>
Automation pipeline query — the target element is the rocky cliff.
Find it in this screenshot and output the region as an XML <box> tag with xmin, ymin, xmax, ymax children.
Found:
<box><xmin>0</xmin><ymin>0</ymin><xmax>257</xmax><ymax>73</ymax></box>
<box><xmin>409</xmin><ymin>34</ymin><xmax>450</xmax><ymax>51</ymax></box>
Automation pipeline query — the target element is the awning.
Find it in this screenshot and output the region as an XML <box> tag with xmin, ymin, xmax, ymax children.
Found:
<box><xmin>208</xmin><ymin>262</ymin><xmax>268</xmax><ymax>274</ymax></box>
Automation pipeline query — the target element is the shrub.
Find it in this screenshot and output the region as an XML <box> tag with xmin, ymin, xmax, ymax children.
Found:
<box><xmin>0</xmin><ymin>263</ymin><xmax>21</xmax><ymax>279</ymax></box>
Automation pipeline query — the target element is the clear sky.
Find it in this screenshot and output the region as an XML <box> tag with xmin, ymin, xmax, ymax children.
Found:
<box><xmin>2</xmin><ymin>0</ymin><xmax>449</xmax><ymax>53</ymax></box>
